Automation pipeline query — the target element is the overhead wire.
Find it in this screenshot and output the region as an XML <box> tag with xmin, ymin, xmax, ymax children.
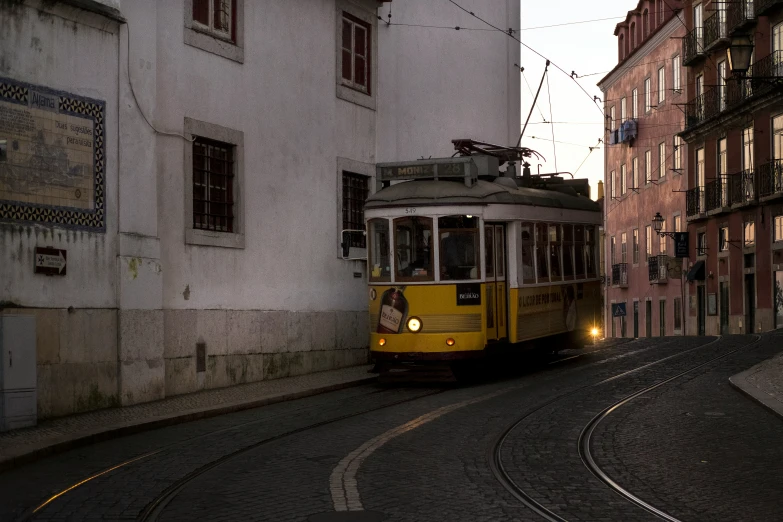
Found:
<box><xmin>445</xmin><ymin>0</ymin><xmax>605</xmax><ymax>117</ymax></box>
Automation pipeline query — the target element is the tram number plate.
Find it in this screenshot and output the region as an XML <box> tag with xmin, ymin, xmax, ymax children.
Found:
<box><xmin>456</xmin><ymin>283</ymin><xmax>481</xmax><ymax>306</ymax></box>
<box><xmin>405</xmin><ymin>207</ymin><xmax>417</xmax><ymax>214</ymax></box>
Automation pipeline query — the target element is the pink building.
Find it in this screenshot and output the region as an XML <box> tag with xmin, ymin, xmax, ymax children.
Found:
<box><xmin>598</xmin><ymin>0</ymin><xmax>689</xmax><ymax>338</ymax></box>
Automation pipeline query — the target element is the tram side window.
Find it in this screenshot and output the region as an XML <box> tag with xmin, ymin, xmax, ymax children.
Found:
<box><xmin>368</xmin><ymin>218</ymin><xmax>390</xmax><ymax>282</ymax></box>
<box><xmin>563</xmin><ymin>225</ymin><xmax>575</xmax><ymax>280</ymax></box>
<box><xmin>585</xmin><ymin>225</ymin><xmax>597</xmax><ymax>277</ymax></box>
<box><xmin>549</xmin><ymin>224</ymin><xmax>563</xmax><ymax>281</ymax></box>
<box><xmin>394</xmin><ymin>217</ymin><xmax>434</xmax><ymax>281</ymax></box>
<box><xmin>574</xmin><ymin>225</ymin><xmax>585</xmax><ymax>278</ymax></box>
<box><xmin>520</xmin><ymin>223</ymin><xmax>536</xmax><ymax>284</ymax></box>
<box><xmin>440</xmin><ymin>216</ymin><xmax>480</xmax><ymax>281</ymax></box>
<box><xmin>535</xmin><ymin>223</ymin><xmax>549</xmax><ymax>282</ymax></box>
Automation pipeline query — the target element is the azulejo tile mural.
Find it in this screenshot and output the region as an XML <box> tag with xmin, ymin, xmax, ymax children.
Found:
<box><xmin>0</xmin><ymin>76</ymin><xmax>106</xmax><ymax>231</ymax></box>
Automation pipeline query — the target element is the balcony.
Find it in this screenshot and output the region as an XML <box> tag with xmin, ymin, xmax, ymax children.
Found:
<box><xmin>755</xmin><ymin>0</ymin><xmax>783</xmax><ymax>16</ymax></box>
<box><xmin>705</xmin><ymin>177</ymin><xmax>731</xmax><ymax>214</ymax></box>
<box><xmin>648</xmin><ymin>255</ymin><xmax>668</xmax><ymax>284</ymax></box>
<box><xmin>730</xmin><ymin>169</ymin><xmax>756</xmax><ymax>207</ymax></box>
<box><xmin>612</xmin><ymin>263</ymin><xmax>628</xmax><ymax>288</ymax></box>
<box><xmin>684</xmin><ymin>88</ymin><xmax>722</xmax><ymax>130</ymax></box>
<box><xmin>748</xmin><ymin>50</ymin><xmax>783</xmax><ymax>98</ymax></box>
<box><xmin>682</xmin><ymin>54</ymin><xmax>780</xmax><ymax>133</ymax></box>
<box><xmin>703</xmin><ymin>11</ymin><xmax>728</xmax><ymax>51</ymax></box>
<box><xmin>759</xmin><ymin>159</ymin><xmax>783</xmax><ymax>200</ymax></box>
<box><xmin>683</xmin><ymin>26</ymin><xmax>705</xmax><ymax>66</ymax></box>
<box><xmin>686</xmin><ymin>186</ymin><xmax>706</xmax><ymax>218</ymax></box>
<box><xmin>727</xmin><ymin>0</ymin><xmax>755</xmax><ymax>35</ymax></box>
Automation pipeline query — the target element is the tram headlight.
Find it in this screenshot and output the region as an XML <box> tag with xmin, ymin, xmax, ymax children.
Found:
<box><xmin>379</xmin><ymin>338</ymin><xmax>386</xmax><ymax>346</ymax></box>
<box><xmin>407</xmin><ymin>317</ymin><xmax>422</xmax><ymax>333</ymax></box>
<box><xmin>591</xmin><ymin>327</ymin><xmax>599</xmax><ymax>337</ymax></box>
<box><xmin>446</xmin><ymin>338</ymin><xmax>455</xmax><ymax>346</ymax></box>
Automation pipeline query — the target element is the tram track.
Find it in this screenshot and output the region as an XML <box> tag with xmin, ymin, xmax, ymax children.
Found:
<box><xmin>21</xmin><ymin>388</ymin><xmax>446</xmax><ymax>522</ymax></box>
<box><xmin>20</xmin><ymin>337</ymin><xmax>694</xmax><ymax>521</ymax></box>
<box><xmin>578</xmin><ymin>334</ymin><xmax>763</xmax><ymax>522</ymax></box>
<box><xmin>490</xmin><ymin>335</ymin><xmax>762</xmax><ymax>522</ymax></box>
<box><xmin>23</xmin><ymin>346</ymin><xmax>598</xmax><ymax>521</ymax></box>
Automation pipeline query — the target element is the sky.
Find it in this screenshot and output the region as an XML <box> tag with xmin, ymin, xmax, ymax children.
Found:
<box><xmin>515</xmin><ymin>1</ymin><xmax>629</xmax><ymax>200</ymax></box>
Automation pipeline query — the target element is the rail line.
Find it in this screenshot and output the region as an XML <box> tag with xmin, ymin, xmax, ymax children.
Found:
<box><xmin>138</xmin><ymin>347</ymin><xmax>610</xmax><ymax>520</ymax></box>
<box><xmin>24</xmin><ymin>337</ymin><xmax>673</xmax><ymax>521</ymax></box>
<box><xmin>26</xmin><ymin>347</ymin><xmax>597</xmax><ymax>521</ymax></box>
<box><xmin>22</xmin><ymin>388</ymin><xmax>445</xmax><ymax>522</ymax></box>
<box><xmin>490</xmin><ymin>335</ymin><xmax>761</xmax><ymax>522</ymax></box>
<box><xmin>578</xmin><ymin>335</ymin><xmax>762</xmax><ymax>522</ymax></box>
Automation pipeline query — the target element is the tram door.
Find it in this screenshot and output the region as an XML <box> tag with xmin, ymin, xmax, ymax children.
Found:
<box><xmin>485</xmin><ymin>224</ymin><xmax>508</xmax><ymax>341</ymax></box>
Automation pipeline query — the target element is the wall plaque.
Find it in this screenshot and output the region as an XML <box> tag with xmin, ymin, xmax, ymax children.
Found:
<box><xmin>0</xmin><ymin>76</ymin><xmax>106</xmax><ymax>231</ymax></box>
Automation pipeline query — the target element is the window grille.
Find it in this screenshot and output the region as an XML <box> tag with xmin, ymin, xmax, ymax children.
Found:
<box><xmin>193</xmin><ymin>137</ymin><xmax>234</xmax><ymax>232</ymax></box>
<box><xmin>343</xmin><ymin>172</ymin><xmax>369</xmax><ymax>248</ymax></box>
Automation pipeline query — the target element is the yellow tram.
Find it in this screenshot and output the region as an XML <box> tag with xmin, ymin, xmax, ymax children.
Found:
<box><xmin>365</xmin><ymin>140</ymin><xmax>602</xmax><ymax>378</ymax></box>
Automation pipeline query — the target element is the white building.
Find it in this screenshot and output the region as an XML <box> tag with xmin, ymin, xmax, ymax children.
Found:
<box><xmin>0</xmin><ymin>0</ymin><xmax>520</xmax><ymax>418</ymax></box>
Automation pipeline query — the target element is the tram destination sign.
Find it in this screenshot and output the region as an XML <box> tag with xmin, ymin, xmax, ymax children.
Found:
<box><xmin>377</xmin><ymin>158</ymin><xmax>477</xmax><ymax>183</ymax></box>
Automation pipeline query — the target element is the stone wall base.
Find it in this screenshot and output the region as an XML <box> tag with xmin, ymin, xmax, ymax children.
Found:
<box><xmin>1</xmin><ymin>308</ymin><xmax>370</xmax><ymax>419</ymax></box>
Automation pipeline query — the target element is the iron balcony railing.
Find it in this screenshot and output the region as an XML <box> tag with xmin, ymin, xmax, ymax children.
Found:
<box><xmin>648</xmin><ymin>255</ymin><xmax>668</xmax><ymax>284</ymax></box>
<box><xmin>755</xmin><ymin>0</ymin><xmax>783</xmax><ymax>16</ymax></box>
<box><xmin>686</xmin><ymin>186</ymin><xmax>705</xmax><ymax>217</ymax></box>
<box><xmin>748</xmin><ymin>50</ymin><xmax>783</xmax><ymax>97</ymax></box>
<box><xmin>683</xmin><ymin>26</ymin><xmax>705</xmax><ymax>65</ymax></box>
<box><xmin>727</xmin><ymin>0</ymin><xmax>755</xmax><ymax>34</ymax></box>
<box><xmin>703</xmin><ymin>10</ymin><xmax>728</xmax><ymax>50</ymax></box>
<box><xmin>685</xmin><ymin>88</ymin><xmax>720</xmax><ymax>129</ymax></box>
<box><xmin>705</xmin><ymin>177</ymin><xmax>731</xmax><ymax>211</ymax></box>
<box><xmin>612</xmin><ymin>263</ymin><xmax>628</xmax><ymax>287</ymax></box>
<box><xmin>684</xmin><ymin>62</ymin><xmax>765</xmax><ymax>131</ymax></box>
<box><xmin>758</xmin><ymin>159</ymin><xmax>783</xmax><ymax>198</ymax></box>
<box><xmin>730</xmin><ymin>169</ymin><xmax>756</xmax><ymax>205</ymax></box>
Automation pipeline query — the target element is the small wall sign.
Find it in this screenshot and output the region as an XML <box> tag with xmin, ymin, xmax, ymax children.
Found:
<box><xmin>34</xmin><ymin>247</ymin><xmax>67</xmax><ymax>276</ymax></box>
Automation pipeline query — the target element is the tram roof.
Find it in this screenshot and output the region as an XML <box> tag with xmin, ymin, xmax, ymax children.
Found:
<box><xmin>365</xmin><ymin>179</ymin><xmax>600</xmax><ymax>212</ymax></box>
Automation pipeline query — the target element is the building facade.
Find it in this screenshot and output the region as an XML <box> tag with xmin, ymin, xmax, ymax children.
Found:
<box><xmin>0</xmin><ymin>0</ymin><xmax>520</xmax><ymax>417</ymax></box>
<box><xmin>680</xmin><ymin>0</ymin><xmax>783</xmax><ymax>335</ymax></box>
<box><xmin>599</xmin><ymin>0</ymin><xmax>690</xmax><ymax>339</ymax></box>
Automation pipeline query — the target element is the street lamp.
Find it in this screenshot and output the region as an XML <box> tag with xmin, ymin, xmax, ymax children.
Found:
<box><xmin>727</xmin><ymin>34</ymin><xmax>754</xmax><ymax>77</ymax></box>
<box><xmin>652</xmin><ymin>212</ymin><xmax>677</xmax><ymax>238</ymax></box>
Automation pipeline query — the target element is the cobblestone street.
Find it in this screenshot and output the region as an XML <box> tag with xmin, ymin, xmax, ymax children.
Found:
<box><xmin>1</xmin><ymin>333</ymin><xmax>782</xmax><ymax>522</ymax></box>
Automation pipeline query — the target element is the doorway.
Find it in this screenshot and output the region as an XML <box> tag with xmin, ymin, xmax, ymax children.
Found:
<box><xmin>485</xmin><ymin>224</ymin><xmax>507</xmax><ymax>341</ymax></box>
<box><xmin>720</xmin><ymin>282</ymin><xmax>729</xmax><ymax>335</ymax></box>
<box><xmin>645</xmin><ymin>300</ymin><xmax>652</xmax><ymax>337</ymax></box>
<box><xmin>633</xmin><ymin>301</ymin><xmax>639</xmax><ymax>338</ymax></box>
<box><xmin>697</xmin><ymin>285</ymin><xmax>706</xmax><ymax>335</ymax></box>
<box><xmin>745</xmin><ymin>274</ymin><xmax>755</xmax><ymax>333</ymax></box>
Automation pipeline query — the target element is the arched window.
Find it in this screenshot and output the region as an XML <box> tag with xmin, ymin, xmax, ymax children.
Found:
<box><xmin>619</xmin><ymin>34</ymin><xmax>625</xmax><ymax>60</ymax></box>
<box><xmin>630</xmin><ymin>22</ymin><xmax>636</xmax><ymax>48</ymax></box>
<box><xmin>643</xmin><ymin>9</ymin><xmax>649</xmax><ymax>38</ymax></box>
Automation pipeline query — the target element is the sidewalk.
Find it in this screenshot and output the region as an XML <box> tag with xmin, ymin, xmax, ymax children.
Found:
<box><xmin>0</xmin><ymin>365</ymin><xmax>375</xmax><ymax>472</ymax></box>
<box><xmin>730</xmin><ymin>343</ymin><xmax>783</xmax><ymax>418</ymax></box>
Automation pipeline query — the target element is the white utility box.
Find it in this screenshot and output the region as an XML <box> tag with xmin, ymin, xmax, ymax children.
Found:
<box><xmin>0</xmin><ymin>315</ymin><xmax>37</xmax><ymax>432</ymax></box>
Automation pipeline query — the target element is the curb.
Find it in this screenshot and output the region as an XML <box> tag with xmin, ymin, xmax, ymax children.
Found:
<box><xmin>0</xmin><ymin>376</ymin><xmax>376</xmax><ymax>473</ymax></box>
<box><xmin>729</xmin><ymin>363</ymin><xmax>783</xmax><ymax>420</ymax></box>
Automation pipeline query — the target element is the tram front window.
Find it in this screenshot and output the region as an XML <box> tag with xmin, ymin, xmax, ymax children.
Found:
<box><xmin>368</xmin><ymin>219</ymin><xmax>391</xmax><ymax>282</ymax></box>
<box><xmin>439</xmin><ymin>216</ymin><xmax>479</xmax><ymax>281</ymax></box>
<box><xmin>394</xmin><ymin>217</ymin><xmax>434</xmax><ymax>281</ymax></box>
